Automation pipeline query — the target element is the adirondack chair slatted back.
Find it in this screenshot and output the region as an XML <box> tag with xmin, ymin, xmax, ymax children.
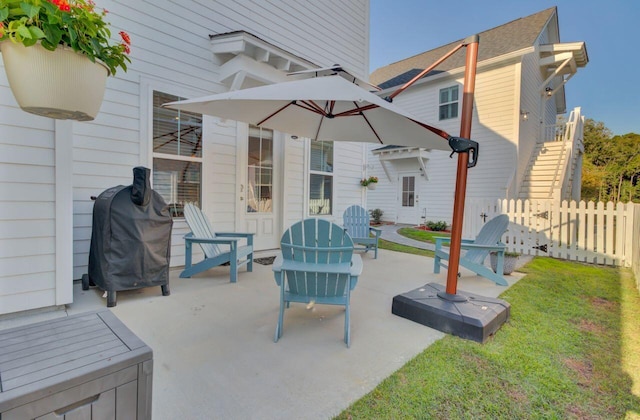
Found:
<box><xmin>464</xmin><ymin>214</ymin><xmax>509</xmax><ymax>264</ymax></box>
<box><xmin>280</xmin><ymin>219</ymin><xmax>354</xmax><ymax>298</ymax></box>
<box><xmin>183</xmin><ymin>203</ymin><xmax>222</xmax><ymax>258</ymax></box>
<box><xmin>343</xmin><ymin>205</ymin><xmax>370</xmax><ymax>239</ymax></box>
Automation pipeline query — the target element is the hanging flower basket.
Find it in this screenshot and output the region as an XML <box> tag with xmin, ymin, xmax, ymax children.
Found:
<box><xmin>0</xmin><ymin>0</ymin><xmax>131</xmax><ymax>121</ymax></box>
<box><xmin>367</xmin><ymin>182</ymin><xmax>377</xmax><ymax>190</ymax></box>
<box><xmin>1</xmin><ymin>41</ymin><xmax>108</xmax><ymax>121</ymax></box>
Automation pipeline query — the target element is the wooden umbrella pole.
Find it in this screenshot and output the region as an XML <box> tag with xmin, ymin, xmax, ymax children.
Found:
<box><xmin>445</xmin><ymin>35</ymin><xmax>480</xmax><ymax>296</ymax></box>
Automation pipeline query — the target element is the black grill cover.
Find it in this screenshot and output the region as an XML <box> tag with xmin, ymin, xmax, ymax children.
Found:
<box><xmin>88</xmin><ymin>167</ymin><xmax>173</xmax><ymax>294</ymax></box>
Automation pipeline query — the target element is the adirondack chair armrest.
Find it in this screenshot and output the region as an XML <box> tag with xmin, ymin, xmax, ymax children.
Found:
<box><xmin>215</xmin><ymin>232</ymin><xmax>254</xmax><ymax>239</ymax></box>
<box><xmin>460</xmin><ymin>242</ymin><xmax>507</xmax><ymax>252</ymax></box>
<box><xmin>368</xmin><ymin>227</ymin><xmax>382</xmax><ymax>237</ymax></box>
<box><xmin>184</xmin><ymin>233</ymin><xmax>240</xmax><ymax>246</ymax></box>
<box><xmin>434</xmin><ymin>236</ymin><xmax>451</xmax><ymax>249</ymax></box>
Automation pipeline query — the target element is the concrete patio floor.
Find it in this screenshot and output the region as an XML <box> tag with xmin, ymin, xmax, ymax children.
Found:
<box><xmin>1</xmin><ymin>249</ymin><xmax>526</xmax><ymax>419</ymax></box>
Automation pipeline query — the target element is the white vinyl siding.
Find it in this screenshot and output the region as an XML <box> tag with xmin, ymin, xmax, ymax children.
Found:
<box><xmin>368</xmin><ymin>63</ymin><xmax>520</xmax><ymax>224</ymax></box>
<box><xmin>0</xmin><ymin>0</ymin><xmax>369</xmax><ymax>315</ymax></box>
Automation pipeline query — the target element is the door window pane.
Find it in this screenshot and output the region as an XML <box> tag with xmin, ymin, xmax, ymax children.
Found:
<box><xmin>247</xmin><ymin>126</ymin><xmax>273</xmax><ymax>213</ymax></box>
<box><xmin>402</xmin><ymin>176</ymin><xmax>415</xmax><ymax>207</ymax></box>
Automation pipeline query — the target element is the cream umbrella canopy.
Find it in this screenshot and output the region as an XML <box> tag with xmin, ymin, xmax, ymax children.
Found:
<box><xmin>163</xmin><ymin>71</ymin><xmax>462</xmax><ymax>153</ymax></box>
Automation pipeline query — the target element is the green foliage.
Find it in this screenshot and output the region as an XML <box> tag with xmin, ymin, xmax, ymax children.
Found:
<box><xmin>0</xmin><ymin>0</ymin><xmax>131</xmax><ymax>75</ymax></box>
<box><xmin>425</xmin><ymin>220</ymin><xmax>448</xmax><ymax>231</ymax></box>
<box><xmin>337</xmin><ymin>258</ymin><xmax>640</xmax><ymax>418</ymax></box>
<box><xmin>360</xmin><ymin>176</ymin><xmax>378</xmax><ymax>186</ymax></box>
<box><xmin>581</xmin><ymin>119</ymin><xmax>640</xmax><ymax>203</ymax></box>
<box><xmin>369</xmin><ymin>208</ymin><xmax>383</xmax><ymax>224</ymax></box>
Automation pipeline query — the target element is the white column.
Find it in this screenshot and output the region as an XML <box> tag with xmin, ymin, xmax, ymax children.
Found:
<box><xmin>55</xmin><ymin>120</ymin><xmax>74</xmax><ymax>305</ymax></box>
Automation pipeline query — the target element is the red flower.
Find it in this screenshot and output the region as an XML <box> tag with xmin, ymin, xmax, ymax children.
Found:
<box><xmin>119</xmin><ymin>31</ymin><xmax>131</xmax><ymax>45</ymax></box>
<box><xmin>123</xmin><ymin>43</ymin><xmax>130</xmax><ymax>55</ymax></box>
<box><xmin>50</xmin><ymin>0</ymin><xmax>70</xmax><ymax>11</ymax></box>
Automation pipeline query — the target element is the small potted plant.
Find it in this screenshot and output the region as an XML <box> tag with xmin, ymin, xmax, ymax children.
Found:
<box><xmin>490</xmin><ymin>251</ymin><xmax>520</xmax><ymax>275</ymax></box>
<box><xmin>360</xmin><ymin>176</ymin><xmax>378</xmax><ymax>190</ymax></box>
<box><xmin>369</xmin><ymin>208</ymin><xmax>383</xmax><ymax>224</ymax></box>
<box><xmin>0</xmin><ymin>0</ymin><xmax>131</xmax><ymax>120</ymax></box>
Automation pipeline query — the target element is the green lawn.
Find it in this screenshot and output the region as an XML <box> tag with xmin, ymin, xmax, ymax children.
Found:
<box><xmin>397</xmin><ymin>227</ymin><xmax>450</xmax><ymax>244</ymax></box>
<box><xmin>337</xmin><ymin>254</ymin><xmax>640</xmax><ymax>419</ymax></box>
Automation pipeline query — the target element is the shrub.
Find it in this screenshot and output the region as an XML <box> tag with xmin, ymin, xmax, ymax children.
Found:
<box><xmin>425</xmin><ymin>220</ymin><xmax>448</xmax><ymax>231</ymax></box>
<box><xmin>370</xmin><ymin>208</ymin><xmax>383</xmax><ymax>224</ymax></box>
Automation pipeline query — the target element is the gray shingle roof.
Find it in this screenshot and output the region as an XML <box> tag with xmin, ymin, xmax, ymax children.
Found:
<box><xmin>371</xmin><ymin>7</ymin><xmax>556</xmax><ymax>89</ymax></box>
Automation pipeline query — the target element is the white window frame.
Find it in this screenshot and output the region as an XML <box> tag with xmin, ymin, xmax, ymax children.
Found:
<box><xmin>438</xmin><ymin>85</ymin><xmax>459</xmax><ymax>121</ymax></box>
<box><xmin>149</xmin><ymin>88</ymin><xmax>204</xmax><ymax>218</ymax></box>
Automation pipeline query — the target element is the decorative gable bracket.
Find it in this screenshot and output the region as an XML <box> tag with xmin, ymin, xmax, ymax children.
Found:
<box><xmin>209</xmin><ymin>31</ymin><xmax>317</xmax><ymax>89</ymax></box>
<box><xmin>372</xmin><ymin>147</ymin><xmax>431</xmax><ymax>181</ymax></box>
<box><xmin>538</xmin><ymin>42</ymin><xmax>588</xmax><ymax>97</ymax></box>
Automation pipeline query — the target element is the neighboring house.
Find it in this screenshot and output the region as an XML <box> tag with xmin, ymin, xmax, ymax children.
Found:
<box><xmin>366</xmin><ymin>7</ymin><xmax>588</xmax><ymax>225</ymax></box>
<box><xmin>0</xmin><ymin>1</ymin><xmax>370</xmax><ymax>316</ymax></box>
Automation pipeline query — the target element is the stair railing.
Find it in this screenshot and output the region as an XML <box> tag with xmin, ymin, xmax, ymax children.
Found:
<box><xmin>547</xmin><ymin>107</ymin><xmax>582</xmax><ymax>200</ymax></box>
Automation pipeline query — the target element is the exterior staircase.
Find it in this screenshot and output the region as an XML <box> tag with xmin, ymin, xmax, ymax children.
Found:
<box><xmin>518</xmin><ymin>107</ymin><xmax>584</xmax><ymax>202</ymax></box>
<box><xmin>518</xmin><ymin>142</ymin><xmax>567</xmax><ymax>200</ymax></box>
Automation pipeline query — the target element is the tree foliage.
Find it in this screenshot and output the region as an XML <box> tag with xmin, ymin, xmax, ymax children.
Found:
<box><xmin>581</xmin><ymin>119</ymin><xmax>640</xmax><ymax>203</ymax></box>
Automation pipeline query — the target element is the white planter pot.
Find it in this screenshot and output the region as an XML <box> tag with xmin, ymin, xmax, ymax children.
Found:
<box><xmin>1</xmin><ymin>42</ymin><xmax>108</xmax><ymax>121</ymax></box>
<box><xmin>490</xmin><ymin>253</ymin><xmax>518</xmax><ymax>275</ymax></box>
<box><xmin>367</xmin><ymin>183</ymin><xmax>377</xmax><ymax>190</ymax></box>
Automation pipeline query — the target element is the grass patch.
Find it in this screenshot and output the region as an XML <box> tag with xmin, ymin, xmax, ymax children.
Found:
<box><xmin>337</xmin><ymin>257</ymin><xmax>640</xmax><ymax>418</ymax></box>
<box><xmin>378</xmin><ymin>238</ymin><xmax>434</xmax><ymax>258</ymax></box>
<box><xmin>397</xmin><ymin>227</ymin><xmax>450</xmax><ymax>244</ymax></box>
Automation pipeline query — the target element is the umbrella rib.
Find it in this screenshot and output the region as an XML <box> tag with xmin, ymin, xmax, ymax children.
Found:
<box><xmin>334</xmin><ymin>103</ymin><xmax>378</xmax><ymax>117</ymax></box>
<box><xmin>353</xmin><ymin>103</ymin><xmax>383</xmax><ymax>144</ymax></box>
<box><xmin>411</xmin><ymin>119</ymin><xmax>451</xmax><ymax>140</ymax></box>
<box><xmin>298</xmin><ymin>100</ymin><xmax>327</xmax><ymax>115</ymax></box>
<box><xmin>258</xmin><ymin>101</ymin><xmax>299</xmax><ymax>126</ymax></box>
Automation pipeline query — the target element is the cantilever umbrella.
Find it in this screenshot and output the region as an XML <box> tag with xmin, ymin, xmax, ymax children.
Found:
<box><xmin>163</xmin><ymin>71</ymin><xmax>453</xmax><ymax>151</ymax></box>
<box><xmin>165</xmin><ymin>47</ymin><xmax>480</xmax><ymax>300</ymax></box>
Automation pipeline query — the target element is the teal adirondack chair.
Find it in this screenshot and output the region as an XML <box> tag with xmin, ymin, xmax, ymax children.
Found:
<box><xmin>180</xmin><ymin>203</ymin><xmax>254</xmax><ymax>282</ymax></box>
<box><xmin>433</xmin><ymin>214</ymin><xmax>509</xmax><ymax>286</ymax></box>
<box><xmin>343</xmin><ymin>205</ymin><xmax>381</xmax><ymax>259</ymax></box>
<box><xmin>273</xmin><ymin>218</ymin><xmax>363</xmax><ymax>347</ymax></box>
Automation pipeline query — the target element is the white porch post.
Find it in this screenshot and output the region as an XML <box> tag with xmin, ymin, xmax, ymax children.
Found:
<box><xmin>55</xmin><ymin>120</ymin><xmax>74</xmax><ymax>305</ymax></box>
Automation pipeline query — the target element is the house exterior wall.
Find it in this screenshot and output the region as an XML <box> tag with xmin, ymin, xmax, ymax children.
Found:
<box><xmin>0</xmin><ymin>0</ymin><xmax>370</xmax><ymax>315</ymax></box>
<box><xmin>367</xmin><ymin>60</ymin><xmax>521</xmax><ymax>224</ymax></box>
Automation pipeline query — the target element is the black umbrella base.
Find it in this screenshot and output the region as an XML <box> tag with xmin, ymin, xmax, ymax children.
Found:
<box><xmin>392</xmin><ymin>282</ymin><xmax>510</xmax><ymax>343</ymax></box>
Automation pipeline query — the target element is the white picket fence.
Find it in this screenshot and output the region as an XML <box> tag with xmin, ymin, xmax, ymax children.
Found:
<box><xmin>464</xmin><ymin>199</ymin><xmax>639</xmax><ymax>268</ymax></box>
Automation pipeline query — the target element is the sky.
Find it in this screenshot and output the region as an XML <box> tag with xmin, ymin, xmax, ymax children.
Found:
<box><xmin>369</xmin><ymin>0</ymin><xmax>639</xmax><ymax>135</ymax></box>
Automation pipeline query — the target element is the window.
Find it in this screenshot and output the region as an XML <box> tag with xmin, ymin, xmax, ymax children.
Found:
<box><xmin>247</xmin><ymin>126</ymin><xmax>273</xmax><ymax>213</ymax></box>
<box><xmin>401</xmin><ymin>176</ymin><xmax>415</xmax><ymax>207</ymax></box>
<box><xmin>309</xmin><ymin>141</ymin><xmax>333</xmax><ymax>215</ymax></box>
<box><xmin>439</xmin><ymin>85</ymin><xmax>459</xmax><ymax>120</ymax></box>
<box><xmin>152</xmin><ymin>91</ymin><xmax>202</xmax><ymax>218</ymax></box>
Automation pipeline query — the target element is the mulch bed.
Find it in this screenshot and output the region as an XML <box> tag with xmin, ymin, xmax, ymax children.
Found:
<box><xmin>413</xmin><ymin>226</ymin><xmax>451</xmax><ymax>233</ymax></box>
<box><xmin>254</xmin><ymin>256</ymin><xmax>277</xmax><ymax>265</ymax></box>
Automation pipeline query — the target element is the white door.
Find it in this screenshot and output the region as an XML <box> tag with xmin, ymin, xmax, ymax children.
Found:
<box><xmin>396</xmin><ymin>172</ymin><xmax>420</xmax><ymax>224</ymax></box>
<box><xmin>238</xmin><ymin>125</ymin><xmax>282</xmax><ymax>250</ymax></box>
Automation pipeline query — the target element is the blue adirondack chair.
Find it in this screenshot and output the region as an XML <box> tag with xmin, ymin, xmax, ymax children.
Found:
<box><xmin>433</xmin><ymin>214</ymin><xmax>509</xmax><ymax>286</ymax></box>
<box><xmin>343</xmin><ymin>205</ymin><xmax>381</xmax><ymax>259</ymax></box>
<box><xmin>273</xmin><ymin>218</ymin><xmax>363</xmax><ymax>347</ymax></box>
<box><xmin>180</xmin><ymin>203</ymin><xmax>254</xmax><ymax>282</ymax></box>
